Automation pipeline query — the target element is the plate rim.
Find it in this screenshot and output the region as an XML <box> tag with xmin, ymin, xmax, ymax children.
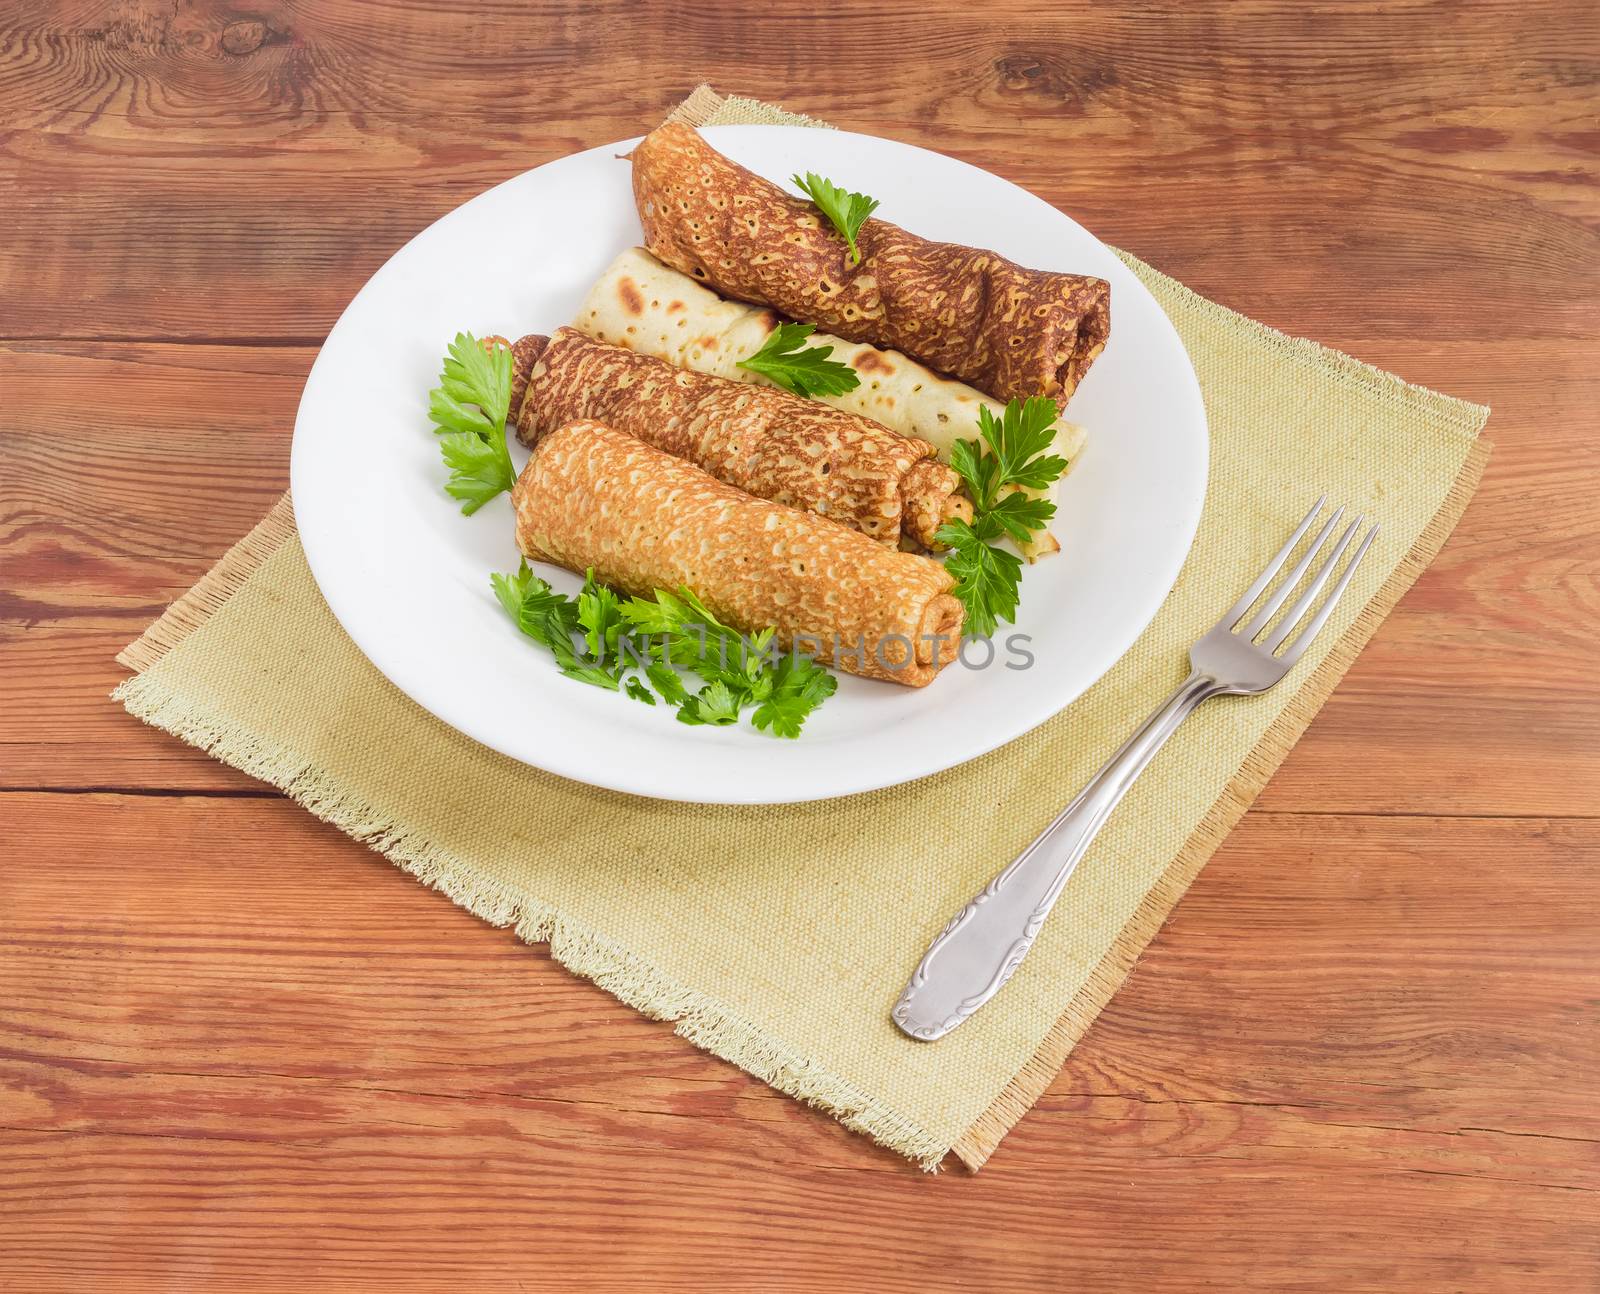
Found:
<box><xmin>290</xmin><ymin>123</ymin><xmax>1208</xmax><ymax>805</ymax></box>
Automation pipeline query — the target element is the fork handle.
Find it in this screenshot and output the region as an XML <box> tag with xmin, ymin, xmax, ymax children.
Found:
<box><xmin>892</xmin><ymin>670</ymin><xmax>1224</xmax><ymax>1041</ymax></box>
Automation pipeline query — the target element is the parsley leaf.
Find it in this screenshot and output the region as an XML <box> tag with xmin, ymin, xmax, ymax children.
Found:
<box><xmin>937</xmin><ymin>519</ymin><xmax>1024</xmax><ymax>640</ymax></box>
<box><xmin>490</xmin><ymin>561</ymin><xmax>617</xmax><ymax>691</ymax></box>
<box><xmin>490</xmin><ymin>562</ymin><xmax>537</xmax><ymax>621</ymax></box>
<box><xmin>952</xmin><ymin>398</ymin><xmax>1067</xmax><ymax>512</ymax></box>
<box><xmin>495</xmin><ymin>571</ymin><xmax>834</xmax><ymax>737</ymax></box>
<box><xmin>947</xmin><ymin>437</ymin><xmax>996</xmax><ymax>508</ymax></box>
<box><xmin>550</xmin><ymin>647</ymin><xmax>622</xmax><ymax>691</ymax></box>
<box><xmin>939</xmin><ymin>397</ymin><xmax>1071</xmax><ymax>635</ymax></box>
<box><xmin>979</xmin><ymin>492</ymin><xmax>1057</xmax><ymax>547</ymax></box>
<box><xmin>986</xmin><ymin>398</ymin><xmax>1059</xmax><ymax>477</ymax></box>
<box><xmin>645</xmin><ymin>662</ymin><xmax>692</xmax><ymax>707</ymax></box>
<box><xmin>437</xmin><ymin>432</ymin><xmax>514</xmax><ymax>513</ymax></box>
<box><xmin>491</xmin><ymin>560</ymin><xmax>578</xmax><ymax>648</ymax></box>
<box><xmin>576</xmin><ymin>571</ymin><xmax>625</xmax><ymax>660</ymax></box>
<box><xmin>751</xmin><ymin>654</ymin><xmax>838</xmax><ymax>739</ymax></box>
<box><xmin>617</xmin><ymin>591</ymin><xmax>684</xmax><ymax>637</ymax></box>
<box><xmin>627</xmin><ymin>589</ymin><xmax>766</xmax><ymax>693</ymax></box>
<box><xmin>792</xmin><ymin>171</ymin><xmax>880</xmax><ymax>265</ymax></box>
<box><xmin>677</xmin><ymin>679</ymin><xmax>741</xmax><ymax>727</ymax></box>
<box><xmin>736</xmin><ymin>322</ymin><xmax>861</xmax><ymax>399</ymax></box>
<box><xmin>428</xmin><ymin>333</ymin><xmax>516</xmax><ymax>514</ymax></box>
<box><xmin>518</xmin><ymin>582</ymin><xmax>581</xmax><ymax>648</ymax></box>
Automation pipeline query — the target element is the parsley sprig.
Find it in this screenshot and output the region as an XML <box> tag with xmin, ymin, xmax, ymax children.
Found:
<box><xmin>736</xmin><ymin>322</ymin><xmax>861</xmax><ymax>399</ymax></box>
<box><xmin>491</xmin><ymin>562</ymin><xmax>619</xmax><ymax>688</ymax></box>
<box><xmin>491</xmin><ymin>563</ymin><xmax>837</xmax><ymax>738</ymax></box>
<box><xmin>792</xmin><ymin>172</ymin><xmax>880</xmax><ymax>266</ymax></box>
<box><xmin>935</xmin><ymin>397</ymin><xmax>1070</xmax><ymax>638</ymax></box>
<box><xmin>428</xmin><ymin>332</ymin><xmax>516</xmax><ymax>514</ymax></box>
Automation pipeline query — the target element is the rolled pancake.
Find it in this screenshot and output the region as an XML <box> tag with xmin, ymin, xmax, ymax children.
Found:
<box><xmin>631</xmin><ymin>122</ymin><xmax>1110</xmax><ymax>405</ymax></box>
<box><xmin>512</xmin><ymin>420</ymin><xmax>964</xmax><ymax>687</ymax></box>
<box><xmin>575</xmin><ymin>247</ymin><xmax>1084</xmax><ymax>559</ymax></box>
<box><xmin>511</xmin><ymin>327</ymin><xmax>971</xmax><ymax>550</ymax></box>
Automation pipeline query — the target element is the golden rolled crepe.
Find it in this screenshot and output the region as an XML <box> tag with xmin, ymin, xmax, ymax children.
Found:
<box><xmin>574</xmin><ymin>247</ymin><xmax>1086</xmax><ymax>560</ymax></box>
<box><xmin>510</xmin><ymin>327</ymin><xmax>971</xmax><ymax>551</ymax></box>
<box><xmin>512</xmin><ymin>420</ymin><xmax>964</xmax><ymax>687</ymax></box>
<box><xmin>631</xmin><ymin>122</ymin><xmax>1111</xmax><ymax>405</ymax></box>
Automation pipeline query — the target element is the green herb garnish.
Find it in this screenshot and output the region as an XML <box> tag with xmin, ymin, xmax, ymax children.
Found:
<box><xmin>736</xmin><ymin>322</ymin><xmax>861</xmax><ymax>399</ymax></box>
<box><xmin>936</xmin><ymin>397</ymin><xmax>1069</xmax><ymax>638</ymax></box>
<box><xmin>752</xmin><ymin>653</ymin><xmax>842</xmax><ymax>739</ymax></box>
<box><xmin>428</xmin><ymin>332</ymin><xmax>516</xmax><ymax>514</ymax></box>
<box><xmin>937</xmin><ymin>524</ymin><xmax>1024</xmax><ymax>640</ymax></box>
<box><xmin>792</xmin><ymin>172</ymin><xmax>880</xmax><ymax>266</ymax></box>
<box><xmin>492</xmin><ymin>563</ymin><xmax>620</xmax><ymax>689</ymax></box>
<box><xmin>491</xmin><ymin>564</ymin><xmax>836</xmax><ymax>737</ymax></box>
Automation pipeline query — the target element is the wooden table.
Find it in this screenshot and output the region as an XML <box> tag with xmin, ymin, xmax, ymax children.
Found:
<box><xmin>3</xmin><ymin>2</ymin><xmax>1597</xmax><ymax>1288</ymax></box>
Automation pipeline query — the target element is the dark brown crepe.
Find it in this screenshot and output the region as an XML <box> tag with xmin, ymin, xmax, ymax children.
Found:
<box><xmin>630</xmin><ymin>122</ymin><xmax>1111</xmax><ymax>405</ymax></box>
<box><xmin>510</xmin><ymin>327</ymin><xmax>971</xmax><ymax>550</ymax></box>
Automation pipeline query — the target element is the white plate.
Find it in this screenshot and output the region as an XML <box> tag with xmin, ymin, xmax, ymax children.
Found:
<box><xmin>291</xmin><ymin>125</ymin><xmax>1207</xmax><ymax>805</ymax></box>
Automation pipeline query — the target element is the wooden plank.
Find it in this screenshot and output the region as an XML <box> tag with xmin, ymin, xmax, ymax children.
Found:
<box><xmin>3</xmin><ymin>341</ymin><xmax>1596</xmax><ymax>812</ymax></box>
<box><xmin>1</xmin><ymin>3</ymin><xmax>1596</xmax><ymax>342</ymax></box>
<box><xmin>1</xmin><ymin>794</ymin><xmax>1595</xmax><ymax>1288</ymax></box>
<box><xmin>0</xmin><ymin>343</ymin><xmax>299</xmax><ymax>614</ymax></box>
<box><xmin>3</xmin><ymin>1122</ymin><xmax>1591</xmax><ymax>1291</ymax></box>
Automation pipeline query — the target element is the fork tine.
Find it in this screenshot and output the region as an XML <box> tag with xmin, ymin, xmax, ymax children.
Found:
<box><xmin>1263</xmin><ymin>514</ymin><xmax>1363</xmax><ymax>652</ymax></box>
<box><xmin>1238</xmin><ymin>506</ymin><xmax>1344</xmax><ymax>641</ymax></box>
<box><xmin>1221</xmin><ymin>495</ymin><xmax>1327</xmax><ymax>629</ymax></box>
<box><xmin>1279</xmin><ymin>524</ymin><xmax>1379</xmax><ymax>664</ymax></box>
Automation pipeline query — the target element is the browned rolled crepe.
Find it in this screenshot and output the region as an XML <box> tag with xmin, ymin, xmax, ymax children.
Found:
<box><xmin>631</xmin><ymin>122</ymin><xmax>1111</xmax><ymax>405</ymax></box>
<box><xmin>510</xmin><ymin>327</ymin><xmax>971</xmax><ymax>550</ymax></box>
<box><xmin>512</xmin><ymin>420</ymin><xmax>964</xmax><ymax>687</ymax></box>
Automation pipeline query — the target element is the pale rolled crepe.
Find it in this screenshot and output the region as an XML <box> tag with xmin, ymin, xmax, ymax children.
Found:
<box><xmin>575</xmin><ymin>247</ymin><xmax>1085</xmax><ymax>559</ymax></box>
<box><xmin>512</xmin><ymin>420</ymin><xmax>963</xmax><ymax>687</ymax></box>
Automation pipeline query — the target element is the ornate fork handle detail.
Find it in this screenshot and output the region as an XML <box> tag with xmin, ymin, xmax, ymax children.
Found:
<box><xmin>893</xmin><ymin>671</ymin><xmax>1224</xmax><ymax>1041</ymax></box>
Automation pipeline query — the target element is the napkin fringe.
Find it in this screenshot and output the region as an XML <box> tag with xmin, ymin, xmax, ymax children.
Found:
<box><xmin>111</xmin><ymin>667</ymin><xmax>949</xmax><ymax>1171</ymax></box>
<box><xmin>951</xmin><ymin>434</ymin><xmax>1490</xmax><ymax>1169</ymax></box>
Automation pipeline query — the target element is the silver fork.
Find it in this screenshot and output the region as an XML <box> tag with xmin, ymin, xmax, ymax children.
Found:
<box><xmin>893</xmin><ymin>497</ymin><xmax>1379</xmax><ymax>1042</ymax></box>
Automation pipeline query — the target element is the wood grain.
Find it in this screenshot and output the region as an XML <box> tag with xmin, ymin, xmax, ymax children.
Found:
<box><xmin>2</xmin><ymin>0</ymin><xmax>1598</xmax><ymax>1287</ymax></box>
<box><xmin>2</xmin><ymin>797</ymin><xmax>1596</xmax><ymax>1290</ymax></box>
<box><xmin>2</xmin><ymin>2</ymin><xmax>1597</xmax><ymax>343</ymax></box>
